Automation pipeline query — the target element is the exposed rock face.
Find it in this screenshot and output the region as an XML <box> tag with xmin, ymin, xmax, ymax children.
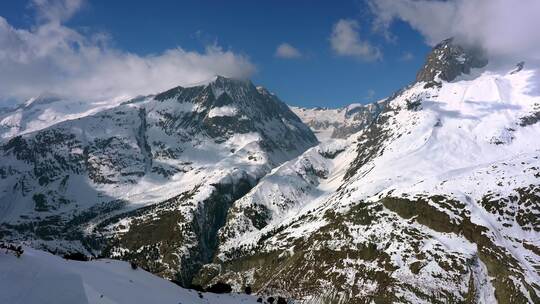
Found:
<box><xmin>416</xmin><ymin>38</ymin><xmax>488</xmax><ymax>85</ymax></box>
<box><xmin>0</xmin><ymin>76</ymin><xmax>317</xmax><ymax>285</ymax></box>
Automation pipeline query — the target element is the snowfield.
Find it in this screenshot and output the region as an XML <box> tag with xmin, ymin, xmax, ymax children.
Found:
<box><xmin>208</xmin><ymin>105</ymin><xmax>238</xmax><ymax>118</ymax></box>
<box><xmin>0</xmin><ymin>94</ymin><xmax>129</xmax><ymax>142</ymax></box>
<box><xmin>0</xmin><ymin>247</ymin><xmax>258</xmax><ymax>304</ymax></box>
<box><xmin>346</xmin><ymin>67</ymin><xmax>540</xmax><ymax>203</ymax></box>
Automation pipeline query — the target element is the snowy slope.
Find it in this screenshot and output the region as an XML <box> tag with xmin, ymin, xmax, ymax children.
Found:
<box><xmin>0</xmin><ymin>76</ymin><xmax>317</xmax><ymax>285</ymax></box>
<box><xmin>0</xmin><ymin>77</ymin><xmax>237</xmax><ymax>142</ymax></box>
<box><xmin>0</xmin><ymin>247</ymin><xmax>258</xmax><ymax>304</ymax></box>
<box><xmin>196</xmin><ymin>41</ymin><xmax>540</xmax><ymax>303</ymax></box>
<box><xmin>0</xmin><ymin>94</ymin><xmax>128</xmax><ymax>142</ymax></box>
<box><xmin>337</xmin><ymin>65</ymin><xmax>540</xmax><ymax>203</ymax></box>
<box><xmin>290</xmin><ymin>101</ymin><xmax>386</xmax><ymax>141</ymax></box>
<box><xmin>217</xmin><ymin>138</ymin><xmax>356</xmax><ymax>257</ymax></box>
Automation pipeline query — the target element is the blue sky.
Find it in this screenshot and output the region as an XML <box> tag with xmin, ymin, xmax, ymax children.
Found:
<box><xmin>0</xmin><ymin>0</ymin><xmax>433</xmax><ymax>108</ymax></box>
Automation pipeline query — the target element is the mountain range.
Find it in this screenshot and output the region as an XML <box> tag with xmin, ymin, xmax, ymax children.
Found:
<box><xmin>1</xmin><ymin>38</ymin><xmax>539</xmax><ymax>303</ymax></box>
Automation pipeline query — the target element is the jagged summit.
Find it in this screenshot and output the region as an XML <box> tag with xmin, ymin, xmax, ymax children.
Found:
<box><xmin>150</xmin><ymin>76</ymin><xmax>314</xmax><ymax>149</ymax></box>
<box><xmin>178</xmin><ymin>75</ymin><xmax>250</xmax><ymax>88</ymax></box>
<box><xmin>416</xmin><ymin>38</ymin><xmax>488</xmax><ymax>85</ymax></box>
<box><xmin>158</xmin><ymin>75</ymin><xmax>253</xmax><ymax>98</ymax></box>
<box><xmin>210</xmin><ymin>74</ymin><xmax>251</xmax><ymax>86</ymax></box>
<box><xmin>155</xmin><ymin>76</ymin><xmax>275</xmax><ymax>107</ymax></box>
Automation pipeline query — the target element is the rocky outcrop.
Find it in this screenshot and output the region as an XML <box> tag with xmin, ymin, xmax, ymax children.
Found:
<box><xmin>416</xmin><ymin>38</ymin><xmax>488</xmax><ymax>85</ymax></box>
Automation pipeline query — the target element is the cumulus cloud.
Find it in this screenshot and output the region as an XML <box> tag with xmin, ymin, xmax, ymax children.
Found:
<box><xmin>369</xmin><ymin>0</ymin><xmax>540</xmax><ymax>61</ymax></box>
<box><xmin>330</xmin><ymin>19</ymin><xmax>381</xmax><ymax>61</ymax></box>
<box><xmin>275</xmin><ymin>43</ymin><xmax>302</xmax><ymax>59</ymax></box>
<box><xmin>0</xmin><ymin>0</ymin><xmax>255</xmax><ymax>105</ymax></box>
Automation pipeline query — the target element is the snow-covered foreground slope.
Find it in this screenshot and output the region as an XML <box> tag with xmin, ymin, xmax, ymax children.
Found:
<box><xmin>290</xmin><ymin>101</ymin><xmax>386</xmax><ymax>141</ymax></box>
<box><xmin>195</xmin><ymin>41</ymin><xmax>540</xmax><ymax>303</ymax></box>
<box><xmin>0</xmin><ymin>247</ymin><xmax>258</xmax><ymax>304</ymax></box>
<box><xmin>0</xmin><ymin>76</ymin><xmax>317</xmax><ymax>285</ymax></box>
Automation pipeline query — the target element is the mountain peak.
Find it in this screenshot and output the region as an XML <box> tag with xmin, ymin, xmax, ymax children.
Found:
<box><xmin>154</xmin><ymin>75</ymin><xmax>257</xmax><ymax>103</ymax></box>
<box><xmin>416</xmin><ymin>38</ymin><xmax>488</xmax><ymax>85</ymax></box>
<box><xmin>211</xmin><ymin>75</ymin><xmax>250</xmax><ymax>84</ymax></box>
<box><xmin>178</xmin><ymin>75</ymin><xmax>251</xmax><ymax>89</ymax></box>
<box><xmin>207</xmin><ymin>75</ymin><xmax>254</xmax><ymax>96</ymax></box>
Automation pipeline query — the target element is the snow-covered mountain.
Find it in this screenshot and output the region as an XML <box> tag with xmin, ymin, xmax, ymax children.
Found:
<box><xmin>2</xmin><ymin>37</ymin><xmax>540</xmax><ymax>304</ymax></box>
<box><xmin>0</xmin><ymin>76</ymin><xmax>317</xmax><ymax>285</ymax></box>
<box><xmin>0</xmin><ymin>246</ymin><xmax>259</xmax><ymax>304</ymax></box>
<box><xmin>193</xmin><ymin>39</ymin><xmax>540</xmax><ymax>303</ymax></box>
<box><xmin>290</xmin><ymin>101</ymin><xmax>386</xmax><ymax>141</ymax></box>
<box><xmin>0</xmin><ymin>94</ymin><xmax>128</xmax><ymax>141</ymax></box>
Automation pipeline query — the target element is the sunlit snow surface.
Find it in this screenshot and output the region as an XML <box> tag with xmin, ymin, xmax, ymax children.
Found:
<box><xmin>0</xmin><ymin>247</ymin><xmax>257</xmax><ymax>304</ymax></box>
<box><xmin>216</xmin><ymin>65</ymin><xmax>540</xmax><ymax>303</ymax></box>
<box><xmin>0</xmin><ymin>95</ymin><xmax>128</xmax><ymax>141</ymax></box>
<box><xmin>349</xmin><ymin>68</ymin><xmax>540</xmax><ymax>202</ymax></box>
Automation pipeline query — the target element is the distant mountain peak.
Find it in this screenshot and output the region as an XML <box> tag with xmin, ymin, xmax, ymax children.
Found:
<box><xmin>290</xmin><ymin>100</ymin><xmax>387</xmax><ymax>141</ymax></box>
<box><xmin>154</xmin><ymin>75</ymin><xmax>260</xmax><ymax>104</ymax></box>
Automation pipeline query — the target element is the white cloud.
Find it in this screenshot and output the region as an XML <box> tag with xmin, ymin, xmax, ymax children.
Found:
<box><xmin>369</xmin><ymin>0</ymin><xmax>540</xmax><ymax>62</ymax></box>
<box><xmin>31</xmin><ymin>0</ymin><xmax>85</xmax><ymax>23</ymax></box>
<box><xmin>0</xmin><ymin>0</ymin><xmax>255</xmax><ymax>106</ymax></box>
<box><xmin>275</xmin><ymin>43</ymin><xmax>302</xmax><ymax>59</ymax></box>
<box><xmin>330</xmin><ymin>19</ymin><xmax>381</xmax><ymax>61</ymax></box>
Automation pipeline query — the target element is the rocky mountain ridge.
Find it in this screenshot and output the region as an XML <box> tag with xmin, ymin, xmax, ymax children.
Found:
<box><xmin>0</xmin><ymin>76</ymin><xmax>317</xmax><ymax>285</ymax></box>
<box><xmin>193</xmin><ymin>40</ymin><xmax>540</xmax><ymax>303</ymax></box>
